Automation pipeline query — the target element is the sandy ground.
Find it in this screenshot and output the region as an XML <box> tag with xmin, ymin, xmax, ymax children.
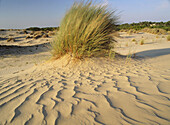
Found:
<box><xmin>0</xmin><ymin>31</ymin><xmax>170</xmax><ymax>125</ymax></box>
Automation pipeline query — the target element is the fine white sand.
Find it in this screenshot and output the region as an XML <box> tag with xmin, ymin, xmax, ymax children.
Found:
<box><xmin>0</xmin><ymin>31</ymin><xmax>170</xmax><ymax>125</ymax></box>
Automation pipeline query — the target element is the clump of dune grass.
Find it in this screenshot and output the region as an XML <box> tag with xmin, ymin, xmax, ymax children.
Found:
<box><xmin>140</xmin><ymin>39</ymin><xmax>144</xmax><ymax>45</ymax></box>
<box><xmin>120</xmin><ymin>29</ymin><xmax>128</xmax><ymax>32</ymax></box>
<box><xmin>125</xmin><ymin>42</ymin><xmax>128</xmax><ymax>47</ymax></box>
<box><xmin>167</xmin><ymin>35</ymin><xmax>170</xmax><ymax>41</ymax></box>
<box><xmin>51</xmin><ymin>1</ymin><xmax>118</xmax><ymax>59</ymax></box>
<box><xmin>131</xmin><ymin>38</ymin><xmax>138</xmax><ymax>44</ymax></box>
<box><xmin>156</xmin><ymin>35</ymin><xmax>159</xmax><ymax>39</ymax></box>
<box><xmin>127</xmin><ymin>29</ymin><xmax>138</xmax><ymax>35</ymax></box>
<box><xmin>131</xmin><ymin>38</ymin><xmax>136</xmax><ymax>42</ymax></box>
<box><xmin>168</xmin><ymin>31</ymin><xmax>170</xmax><ymax>35</ymax></box>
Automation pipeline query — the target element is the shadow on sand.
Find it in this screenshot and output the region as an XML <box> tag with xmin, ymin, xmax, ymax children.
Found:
<box><xmin>0</xmin><ymin>43</ymin><xmax>50</xmax><ymax>56</ymax></box>
<box><xmin>135</xmin><ymin>48</ymin><xmax>170</xmax><ymax>58</ymax></box>
<box><xmin>1</xmin><ymin>43</ymin><xmax>170</xmax><ymax>60</ymax></box>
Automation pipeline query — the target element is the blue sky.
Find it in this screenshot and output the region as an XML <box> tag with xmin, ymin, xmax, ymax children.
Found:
<box><xmin>0</xmin><ymin>0</ymin><xmax>170</xmax><ymax>29</ymax></box>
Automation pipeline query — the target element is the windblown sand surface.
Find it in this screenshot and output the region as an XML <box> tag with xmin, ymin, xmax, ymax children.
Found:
<box><xmin>0</xmin><ymin>31</ymin><xmax>170</xmax><ymax>125</ymax></box>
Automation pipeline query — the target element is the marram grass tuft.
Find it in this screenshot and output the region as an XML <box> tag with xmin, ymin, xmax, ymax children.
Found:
<box><xmin>51</xmin><ymin>1</ymin><xmax>118</xmax><ymax>59</ymax></box>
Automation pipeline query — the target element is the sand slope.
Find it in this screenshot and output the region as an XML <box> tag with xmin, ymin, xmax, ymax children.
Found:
<box><xmin>0</xmin><ymin>31</ymin><xmax>170</xmax><ymax>125</ymax></box>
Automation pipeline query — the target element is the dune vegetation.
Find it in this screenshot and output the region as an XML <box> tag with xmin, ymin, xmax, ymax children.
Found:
<box><xmin>51</xmin><ymin>1</ymin><xmax>118</xmax><ymax>59</ymax></box>
<box><xmin>26</xmin><ymin>27</ymin><xmax>59</xmax><ymax>31</ymax></box>
<box><xmin>167</xmin><ymin>35</ymin><xmax>170</xmax><ymax>41</ymax></box>
<box><xmin>117</xmin><ymin>21</ymin><xmax>170</xmax><ymax>31</ymax></box>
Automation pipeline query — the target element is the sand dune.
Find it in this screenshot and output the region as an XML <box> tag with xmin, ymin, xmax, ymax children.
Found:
<box><xmin>0</xmin><ymin>31</ymin><xmax>170</xmax><ymax>125</ymax></box>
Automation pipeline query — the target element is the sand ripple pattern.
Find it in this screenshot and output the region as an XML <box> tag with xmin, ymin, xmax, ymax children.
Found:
<box><xmin>0</xmin><ymin>58</ymin><xmax>170</xmax><ymax>125</ymax></box>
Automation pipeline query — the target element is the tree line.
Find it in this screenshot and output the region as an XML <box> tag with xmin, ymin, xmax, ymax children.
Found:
<box><xmin>116</xmin><ymin>21</ymin><xmax>170</xmax><ymax>31</ymax></box>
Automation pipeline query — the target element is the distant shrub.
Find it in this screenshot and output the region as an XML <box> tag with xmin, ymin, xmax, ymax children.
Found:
<box><xmin>7</xmin><ymin>38</ymin><xmax>15</xmax><ymax>42</ymax></box>
<box><xmin>48</xmin><ymin>31</ymin><xmax>56</xmax><ymax>36</ymax></box>
<box><xmin>26</xmin><ymin>27</ymin><xmax>41</xmax><ymax>31</ymax></box>
<box><xmin>167</xmin><ymin>31</ymin><xmax>170</xmax><ymax>35</ymax></box>
<box><xmin>140</xmin><ymin>39</ymin><xmax>144</xmax><ymax>45</ymax></box>
<box><xmin>23</xmin><ymin>30</ymin><xmax>28</xmax><ymax>34</ymax></box>
<box><xmin>0</xmin><ymin>29</ymin><xmax>5</xmax><ymax>31</ymax></box>
<box><xmin>132</xmin><ymin>38</ymin><xmax>136</xmax><ymax>42</ymax></box>
<box><xmin>42</xmin><ymin>34</ymin><xmax>49</xmax><ymax>38</ymax></box>
<box><xmin>25</xmin><ymin>35</ymin><xmax>33</xmax><ymax>39</ymax></box>
<box><xmin>156</xmin><ymin>35</ymin><xmax>159</xmax><ymax>38</ymax></box>
<box><xmin>30</xmin><ymin>31</ymin><xmax>35</xmax><ymax>35</ymax></box>
<box><xmin>41</xmin><ymin>27</ymin><xmax>59</xmax><ymax>31</ymax></box>
<box><xmin>26</xmin><ymin>27</ymin><xmax>59</xmax><ymax>31</ymax></box>
<box><xmin>127</xmin><ymin>29</ymin><xmax>137</xmax><ymax>35</ymax></box>
<box><xmin>125</xmin><ymin>42</ymin><xmax>128</xmax><ymax>47</ymax></box>
<box><xmin>119</xmin><ymin>29</ymin><xmax>128</xmax><ymax>32</ymax></box>
<box><xmin>167</xmin><ymin>35</ymin><xmax>170</xmax><ymax>41</ymax></box>
<box><xmin>33</xmin><ymin>31</ymin><xmax>44</xmax><ymax>36</ymax></box>
<box><xmin>51</xmin><ymin>1</ymin><xmax>118</xmax><ymax>59</ymax></box>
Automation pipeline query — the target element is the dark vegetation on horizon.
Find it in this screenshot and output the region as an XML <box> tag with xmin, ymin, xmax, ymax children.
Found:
<box><xmin>26</xmin><ymin>27</ymin><xmax>59</xmax><ymax>31</ymax></box>
<box><xmin>25</xmin><ymin>21</ymin><xmax>170</xmax><ymax>32</ymax></box>
<box><xmin>116</xmin><ymin>21</ymin><xmax>170</xmax><ymax>31</ymax></box>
